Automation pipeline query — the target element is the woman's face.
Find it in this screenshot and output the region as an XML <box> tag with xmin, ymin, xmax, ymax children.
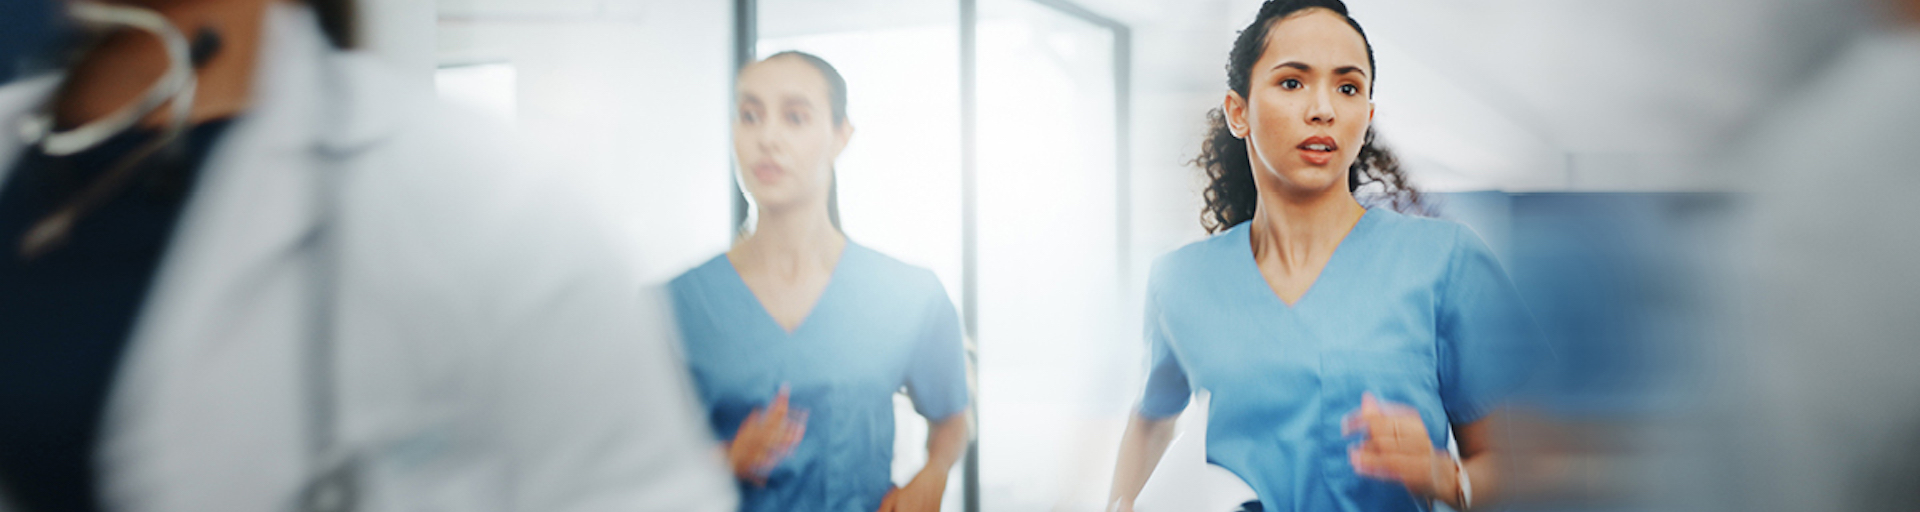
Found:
<box><xmin>1225</xmin><ymin>8</ymin><xmax>1374</xmax><ymax>199</ymax></box>
<box><xmin>733</xmin><ymin>57</ymin><xmax>851</xmax><ymax>217</ymax></box>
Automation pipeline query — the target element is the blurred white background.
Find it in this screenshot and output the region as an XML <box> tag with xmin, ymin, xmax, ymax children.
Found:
<box><xmin>405</xmin><ymin>1</ymin><xmax>1872</xmax><ymax>511</ymax></box>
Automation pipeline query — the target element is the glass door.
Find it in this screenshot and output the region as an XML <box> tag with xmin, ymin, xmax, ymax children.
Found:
<box><xmin>974</xmin><ymin>1</ymin><xmax>1126</xmax><ymax>510</ymax></box>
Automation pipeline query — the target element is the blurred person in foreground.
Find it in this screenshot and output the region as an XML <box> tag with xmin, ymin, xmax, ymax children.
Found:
<box><xmin>0</xmin><ymin>1</ymin><xmax>734</xmax><ymax>511</ymax></box>
<box><xmin>1718</xmin><ymin>0</ymin><xmax>1920</xmax><ymax>511</ymax></box>
<box><xmin>668</xmin><ymin>51</ymin><xmax>970</xmax><ymax>512</ymax></box>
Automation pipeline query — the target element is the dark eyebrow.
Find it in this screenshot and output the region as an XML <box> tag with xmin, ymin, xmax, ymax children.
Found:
<box><xmin>1272</xmin><ymin>61</ymin><xmax>1312</xmax><ymax>73</ymax></box>
<box><xmin>779</xmin><ymin>96</ymin><xmax>816</xmax><ymax>110</ymax></box>
<box><xmin>1270</xmin><ymin>61</ymin><xmax>1369</xmax><ymax>79</ymax></box>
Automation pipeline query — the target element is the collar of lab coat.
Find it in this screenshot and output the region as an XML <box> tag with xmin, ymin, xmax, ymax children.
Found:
<box><xmin>0</xmin><ymin>4</ymin><xmax>422</xmax><ymax>511</ymax></box>
<box><xmin>130</xmin><ymin>0</ymin><xmax>411</xmax><ymax>342</ymax></box>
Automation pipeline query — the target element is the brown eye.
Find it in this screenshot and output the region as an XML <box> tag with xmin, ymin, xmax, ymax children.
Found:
<box><xmin>1280</xmin><ymin>79</ymin><xmax>1302</xmax><ymax>90</ymax></box>
<box><xmin>1339</xmin><ymin>84</ymin><xmax>1359</xmax><ymax>96</ymax></box>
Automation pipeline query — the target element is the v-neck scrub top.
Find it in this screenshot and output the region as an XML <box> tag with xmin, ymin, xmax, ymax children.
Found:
<box><xmin>669</xmin><ymin>241</ymin><xmax>969</xmax><ymax>512</ymax></box>
<box><xmin>1139</xmin><ymin>208</ymin><xmax>1545</xmax><ymax>512</ymax></box>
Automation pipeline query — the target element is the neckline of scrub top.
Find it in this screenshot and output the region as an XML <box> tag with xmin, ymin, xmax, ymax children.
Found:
<box><xmin>1232</xmin><ymin>206</ymin><xmax>1380</xmax><ymax>310</ymax></box>
<box><xmin>720</xmin><ymin>239</ymin><xmax>859</xmax><ymax>337</ymax></box>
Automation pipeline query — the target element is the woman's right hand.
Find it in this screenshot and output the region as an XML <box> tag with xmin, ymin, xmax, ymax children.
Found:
<box><xmin>728</xmin><ymin>385</ymin><xmax>808</xmax><ymax>485</ymax></box>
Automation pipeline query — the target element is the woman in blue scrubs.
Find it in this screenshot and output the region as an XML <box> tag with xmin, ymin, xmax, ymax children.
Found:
<box><xmin>669</xmin><ymin>51</ymin><xmax>971</xmax><ymax>512</ymax></box>
<box><xmin>1106</xmin><ymin>1</ymin><xmax>1544</xmax><ymax>511</ymax></box>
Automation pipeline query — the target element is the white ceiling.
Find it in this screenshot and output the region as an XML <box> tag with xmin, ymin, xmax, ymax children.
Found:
<box><xmin>438</xmin><ymin>0</ymin><xmax>1879</xmax><ymax>190</ymax></box>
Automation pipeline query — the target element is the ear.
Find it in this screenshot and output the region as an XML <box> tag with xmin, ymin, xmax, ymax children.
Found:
<box><xmin>1368</xmin><ymin>102</ymin><xmax>1375</xmax><ymax>123</ymax></box>
<box><xmin>832</xmin><ymin>120</ymin><xmax>854</xmax><ymax>159</ymax></box>
<box><xmin>1224</xmin><ymin>91</ymin><xmax>1250</xmax><ymax>139</ymax></box>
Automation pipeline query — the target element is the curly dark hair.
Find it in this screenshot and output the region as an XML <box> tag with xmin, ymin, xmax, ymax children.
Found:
<box><xmin>1196</xmin><ymin>0</ymin><xmax>1424</xmax><ymax>234</ymax></box>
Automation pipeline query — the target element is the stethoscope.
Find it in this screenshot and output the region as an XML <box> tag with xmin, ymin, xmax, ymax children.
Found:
<box><xmin>14</xmin><ymin>2</ymin><xmax>204</xmax><ymax>260</ymax></box>
<box><xmin>13</xmin><ymin>4</ymin><xmax>360</xmax><ymax>512</ymax></box>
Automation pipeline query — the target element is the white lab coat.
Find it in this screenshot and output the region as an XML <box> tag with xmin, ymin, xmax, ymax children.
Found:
<box><xmin>0</xmin><ymin>5</ymin><xmax>735</xmax><ymax>512</ymax></box>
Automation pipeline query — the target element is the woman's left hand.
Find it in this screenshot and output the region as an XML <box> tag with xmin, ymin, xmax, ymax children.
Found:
<box><xmin>1345</xmin><ymin>393</ymin><xmax>1456</xmax><ymax>500</ymax></box>
<box><xmin>875</xmin><ymin>469</ymin><xmax>948</xmax><ymax>512</ymax></box>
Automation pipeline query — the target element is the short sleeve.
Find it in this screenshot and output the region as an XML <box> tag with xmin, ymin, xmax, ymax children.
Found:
<box><xmin>1437</xmin><ymin>225</ymin><xmax>1550</xmax><ymax>425</ymax></box>
<box><xmin>1137</xmin><ymin>282</ymin><xmax>1192</xmax><ymax>419</ymax></box>
<box><xmin>904</xmin><ymin>282</ymin><xmax>970</xmax><ymax>421</ymax></box>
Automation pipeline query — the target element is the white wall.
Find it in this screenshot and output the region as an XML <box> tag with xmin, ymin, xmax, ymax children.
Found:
<box><xmin>435</xmin><ymin>0</ymin><xmax>736</xmax><ymax>284</ymax></box>
<box><xmin>356</xmin><ymin>0</ymin><xmax>436</xmax><ymax>90</ymax></box>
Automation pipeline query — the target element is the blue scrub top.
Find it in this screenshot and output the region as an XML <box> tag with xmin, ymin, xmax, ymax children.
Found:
<box><xmin>669</xmin><ymin>241</ymin><xmax>970</xmax><ymax>512</ymax></box>
<box><xmin>1139</xmin><ymin>208</ymin><xmax>1545</xmax><ymax>512</ymax></box>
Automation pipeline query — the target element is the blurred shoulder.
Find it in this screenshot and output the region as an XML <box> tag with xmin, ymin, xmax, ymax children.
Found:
<box><xmin>1368</xmin><ymin>208</ymin><xmax>1470</xmax><ymax>247</ymax></box>
<box><xmin>1147</xmin><ymin>222</ymin><xmax>1246</xmax><ymax>293</ymax></box>
<box><xmin>845</xmin><ymin>242</ymin><xmax>950</xmax><ymax>304</ymax></box>
<box><xmin>667</xmin><ymin>254</ymin><xmax>734</xmax><ymax>299</ymax></box>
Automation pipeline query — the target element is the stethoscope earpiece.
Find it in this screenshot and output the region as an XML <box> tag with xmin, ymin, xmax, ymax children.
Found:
<box><xmin>190</xmin><ymin>27</ymin><xmax>222</xmax><ymax>69</ymax></box>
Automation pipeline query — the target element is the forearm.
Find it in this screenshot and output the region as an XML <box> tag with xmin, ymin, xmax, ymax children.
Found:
<box><xmin>719</xmin><ymin>441</ymin><xmax>750</xmax><ymax>480</ymax></box>
<box><xmin>1109</xmin><ymin>412</ymin><xmax>1179</xmax><ymax>508</ymax></box>
<box><xmin>1436</xmin><ymin>414</ymin><xmax>1506</xmax><ymax>510</ymax></box>
<box><xmin>1433</xmin><ymin>449</ymin><xmax>1500</xmax><ymax>510</ymax></box>
<box><xmin>918</xmin><ymin>413</ymin><xmax>969</xmax><ymax>478</ymax></box>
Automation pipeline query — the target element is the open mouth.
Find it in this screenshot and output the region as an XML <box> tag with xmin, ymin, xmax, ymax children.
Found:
<box><xmin>1297</xmin><ymin>136</ymin><xmax>1338</xmax><ymax>165</ymax></box>
<box><xmin>751</xmin><ymin>162</ymin><xmax>785</xmax><ymax>182</ymax></box>
<box><xmin>1297</xmin><ymin>136</ymin><xmax>1338</xmax><ymax>153</ymax></box>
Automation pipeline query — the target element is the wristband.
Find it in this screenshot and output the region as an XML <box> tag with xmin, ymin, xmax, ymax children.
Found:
<box><xmin>1456</xmin><ymin>458</ymin><xmax>1473</xmax><ymax>510</ymax></box>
